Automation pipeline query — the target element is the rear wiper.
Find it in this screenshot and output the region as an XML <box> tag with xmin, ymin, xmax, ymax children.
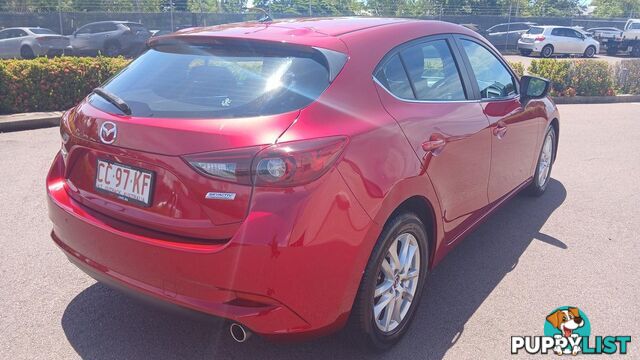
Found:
<box><xmin>92</xmin><ymin>87</ymin><xmax>132</xmax><ymax>115</ymax></box>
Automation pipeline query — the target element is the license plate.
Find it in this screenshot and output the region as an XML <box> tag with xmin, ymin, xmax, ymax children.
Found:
<box><xmin>95</xmin><ymin>159</ymin><xmax>154</xmax><ymax>207</ymax></box>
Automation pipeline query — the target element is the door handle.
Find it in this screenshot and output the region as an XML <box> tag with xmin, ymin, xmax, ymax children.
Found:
<box><xmin>422</xmin><ymin>138</ymin><xmax>446</xmax><ymax>154</ymax></box>
<box><xmin>493</xmin><ymin>124</ymin><xmax>508</xmax><ymax>139</ymax></box>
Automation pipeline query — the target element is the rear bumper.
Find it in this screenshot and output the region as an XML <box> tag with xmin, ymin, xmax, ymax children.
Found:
<box><xmin>517</xmin><ymin>41</ymin><xmax>543</xmax><ymax>52</ymax></box>
<box><xmin>47</xmin><ymin>151</ymin><xmax>374</xmax><ymax>339</ymax></box>
<box><xmin>33</xmin><ymin>44</ymin><xmax>72</xmax><ymax>57</ymax></box>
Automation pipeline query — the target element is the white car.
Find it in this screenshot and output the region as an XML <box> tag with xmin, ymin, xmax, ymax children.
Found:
<box><xmin>0</xmin><ymin>27</ymin><xmax>70</xmax><ymax>59</ymax></box>
<box><xmin>517</xmin><ymin>26</ymin><xmax>600</xmax><ymax>58</ymax></box>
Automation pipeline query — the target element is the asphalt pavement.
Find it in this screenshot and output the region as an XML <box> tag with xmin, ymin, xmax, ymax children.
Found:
<box><xmin>1</xmin><ymin>103</ymin><xmax>639</xmax><ymax>359</ymax></box>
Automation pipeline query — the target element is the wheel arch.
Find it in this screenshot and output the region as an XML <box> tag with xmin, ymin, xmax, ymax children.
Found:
<box><xmin>387</xmin><ymin>196</ymin><xmax>438</xmax><ymax>269</ymax></box>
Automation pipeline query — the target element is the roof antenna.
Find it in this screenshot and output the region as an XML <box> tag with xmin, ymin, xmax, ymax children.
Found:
<box><xmin>242</xmin><ymin>7</ymin><xmax>272</xmax><ymax>23</ymax></box>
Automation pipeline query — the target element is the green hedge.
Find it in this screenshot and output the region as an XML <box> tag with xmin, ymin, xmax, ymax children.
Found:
<box><xmin>0</xmin><ymin>56</ymin><xmax>129</xmax><ymax>114</ymax></box>
<box><xmin>614</xmin><ymin>60</ymin><xmax>640</xmax><ymax>96</ymax></box>
<box><xmin>526</xmin><ymin>59</ymin><xmax>614</xmax><ymax>96</ymax></box>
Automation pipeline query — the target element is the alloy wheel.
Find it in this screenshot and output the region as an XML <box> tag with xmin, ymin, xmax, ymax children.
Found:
<box><xmin>537</xmin><ymin>131</ymin><xmax>554</xmax><ymax>186</ymax></box>
<box><xmin>373</xmin><ymin>232</ymin><xmax>420</xmax><ymax>333</ymax></box>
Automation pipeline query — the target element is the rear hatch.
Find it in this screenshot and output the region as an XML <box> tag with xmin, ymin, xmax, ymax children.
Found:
<box><xmin>60</xmin><ymin>38</ymin><xmax>342</xmax><ymax>241</ymax></box>
<box><xmin>520</xmin><ymin>26</ymin><xmax>544</xmax><ymax>43</ymax></box>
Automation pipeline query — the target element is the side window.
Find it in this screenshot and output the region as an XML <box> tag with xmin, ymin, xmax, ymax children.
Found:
<box><xmin>102</xmin><ymin>23</ymin><xmax>119</xmax><ymax>32</ymax></box>
<box><xmin>375</xmin><ymin>55</ymin><xmax>415</xmax><ymax>100</ymax></box>
<box><xmin>400</xmin><ymin>39</ymin><xmax>466</xmax><ymax>101</ymax></box>
<box><xmin>569</xmin><ymin>30</ymin><xmax>583</xmax><ymax>38</ymax></box>
<box><xmin>0</xmin><ymin>31</ymin><xmax>7</xmax><ymax>40</ymax></box>
<box><xmin>551</xmin><ymin>28</ymin><xmax>563</xmax><ymax>36</ymax></box>
<box><xmin>460</xmin><ymin>39</ymin><xmax>517</xmax><ymax>99</ymax></box>
<box><xmin>75</xmin><ymin>26</ymin><xmax>90</xmax><ymax>35</ymax></box>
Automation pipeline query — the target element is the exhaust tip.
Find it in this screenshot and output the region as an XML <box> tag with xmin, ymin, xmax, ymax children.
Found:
<box><xmin>229</xmin><ymin>323</ymin><xmax>250</xmax><ymax>343</ymax></box>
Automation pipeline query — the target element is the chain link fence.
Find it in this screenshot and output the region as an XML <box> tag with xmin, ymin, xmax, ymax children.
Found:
<box><xmin>0</xmin><ymin>1</ymin><xmax>632</xmax><ymax>49</ymax></box>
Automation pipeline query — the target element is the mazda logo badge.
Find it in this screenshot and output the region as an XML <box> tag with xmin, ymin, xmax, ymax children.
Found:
<box><xmin>99</xmin><ymin>121</ymin><xmax>117</xmax><ymax>144</ymax></box>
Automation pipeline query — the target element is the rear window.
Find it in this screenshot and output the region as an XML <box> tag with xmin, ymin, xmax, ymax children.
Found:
<box><xmin>29</xmin><ymin>28</ymin><xmax>56</xmax><ymax>34</ymax></box>
<box><xmin>527</xmin><ymin>27</ymin><xmax>544</xmax><ymax>35</ymax></box>
<box><xmin>90</xmin><ymin>42</ymin><xmax>336</xmax><ymax>119</ymax></box>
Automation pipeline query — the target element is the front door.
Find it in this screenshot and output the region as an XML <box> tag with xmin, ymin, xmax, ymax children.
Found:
<box><xmin>374</xmin><ymin>36</ymin><xmax>492</xmax><ymax>240</ymax></box>
<box><xmin>456</xmin><ymin>36</ymin><xmax>542</xmax><ymax>202</ymax></box>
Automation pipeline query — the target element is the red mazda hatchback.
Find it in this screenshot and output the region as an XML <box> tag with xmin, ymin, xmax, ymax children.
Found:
<box><xmin>47</xmin><ymin>17</ymin><xmax>559</xmax><ymax>349</ymax></box>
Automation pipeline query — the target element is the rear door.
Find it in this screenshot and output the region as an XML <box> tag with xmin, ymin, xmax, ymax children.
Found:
<box><xmin>374</xmin><ymin>35</ymin><xmax>492</xmax><ymax>241</ymax></box>
<box><xmin>550</xmin><ymin>28</ymin><xmax>571</xmax><ymax>53</ymax></box>
<box><xmin>455</xmin><ymin>36</ymin><xmax>542</xmax><ymax>202</ymax></box>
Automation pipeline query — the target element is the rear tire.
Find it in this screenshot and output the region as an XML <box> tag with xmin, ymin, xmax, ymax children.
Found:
<box><xmin>583</xmin><ymin>46</ymin><xmax>596</xmax><ymax>58</ymax></box>
<box><xmin>606</xmin><ymin>45</ymin><xmax>618</xmax><ymax>56</ymax></box>
<box><xmin>631</xmin><ymin>45</ymin><xmax>640</xmax><ymax>58</ymax></box>
<box><xmin>346</xmin><ymin>212</ymin><xmax>429</xmax><ymax>351</ymax></box>
<box><xmin>526</xmin><ymin>126</ymin><xmax>556</xmax><ymax>196</ymax></box>
<box><xmin>519</xmin><ymin>49</ymin><xmax>532</xmax><ymax>56</ymax></box>
<box><xmin>20</xmin><ymin>46</ymin><xmax>35</xmax><ymax>59</ymax></box>
<box><xmin>541</xmin><ymin>45</ymin><xmax>554</xmax><ymax>58</ymax></box>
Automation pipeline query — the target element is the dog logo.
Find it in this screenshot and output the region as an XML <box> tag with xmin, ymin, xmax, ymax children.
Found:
<box><xmin>512</xmin><ymin>306</ymin><xmax>631</xmax><ymax>355</ymax></box>
<box><xmin>99</xmin><ymin>121</ymin><xmax>117</xmax><ymax>144</ymax></box>
<box><xmin>545</xmin><ymin>307</ymin><xmax>588</xmax><ymax>355</ymax></box>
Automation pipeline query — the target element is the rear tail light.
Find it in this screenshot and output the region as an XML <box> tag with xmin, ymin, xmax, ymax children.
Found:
<box><xmin>183</xmin><ymin>136</ymin><xmax>348</xmax><ymax>187</ymax></box>
<box><xmin>535</xmin><ymin>35</ymin><xmax>546</xmax><ymax>42</ymax></box>
<box><xmin>185</xmin><ymin>147</ymin><xmax>262</xmax><ymax>185</ymax></box>
<box><xmin>253</xmin><ymin>136</ymin><xmax>348</xmax><ymax>187</ymax></box>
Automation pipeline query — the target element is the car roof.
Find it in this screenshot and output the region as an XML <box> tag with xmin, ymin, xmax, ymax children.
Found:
<box><xmin>80</xmin><ymin>21</ymin><xmax>138</xmax><ymax>26</ymax></box>
<box><xmin>175</xmin><ymin>17</ymin><xmax>412</xmax><ymax>37</ymax></box>
<box><xmin>154</xmin><ymin>17</ymin><xmax>474</xmax><ymax>53</ymax></box>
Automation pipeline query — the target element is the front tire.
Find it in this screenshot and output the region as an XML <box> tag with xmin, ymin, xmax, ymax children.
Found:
<box><xmin>20</xmin><ymin>46</ymin><xmax>35</xmax><ymax>59</ymax></box>
<box><xmin>346</xmin><ymin>212</ymin><xmax>429</xmax><ymax>351</ymax></box>
<box><xmin>526</xmin><ymin>126</ymin><xmax>556</xmax><ymax>196</ymax></box>
<box><xmin>541</xmin><ymin>45</ymin><xmax>554</xmax><ymax>58</ymax></box>
<box><xmin>583</xmin><ymin>46</ymin><xmax>596</xmax><ymax>58</ymax></box>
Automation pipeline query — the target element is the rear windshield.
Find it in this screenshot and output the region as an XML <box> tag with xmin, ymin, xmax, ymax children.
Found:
<box><xmin>527</xmin><ymin>27</ymin><xmax>544</xmax><ymax>35</ymax></box>
<box><xmin>90</xmin><ymin>42</ymin><xmax>333</xmax><ymax>119</ymax></box>
<box><xmin>29</xmin><ymin>28</ymin><xmax>56</xmax><ymax>34</ymax></box>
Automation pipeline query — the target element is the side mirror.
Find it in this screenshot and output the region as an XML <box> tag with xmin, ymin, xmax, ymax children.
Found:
<box><xmin>520</xmin><ymin>75</ymin><xmax>551</xmax><ymax>105</ymax></box>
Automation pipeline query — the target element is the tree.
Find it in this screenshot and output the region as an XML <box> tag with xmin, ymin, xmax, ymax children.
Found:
<box><xmin>529</xmin><ymin>0</ymin><xmax>584</xmax><ymax>16</ymax></box>
<box><xmin>592</xmin><ymin>0</ymin><xmax>640</xmax><ymax>17</ymax></box>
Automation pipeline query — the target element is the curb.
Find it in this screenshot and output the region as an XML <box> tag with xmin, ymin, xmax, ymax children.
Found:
<box><xmin>0</xmin><ymin>111</ymin><xmax>62</xmax><ymax>133</ymax></box>
<box><xmin>551</xmin><ymin>95</ymin><xmax>640</xmax><ymax>104</ymax></box>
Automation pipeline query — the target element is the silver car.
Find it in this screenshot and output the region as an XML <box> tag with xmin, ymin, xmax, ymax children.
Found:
<box><xmin>70</xmin><ymin>21</ymin><xmax>151</xmax><ymax>57</ymax></box>
<box><xmin>0</xmin><ymin>27</ymin><xmax>70</xmax><ymax>59</ymax></box>
<box><xmin>518</xmin><ymin>26</ymin><xmax>600</xmax><ymax>58</ymax></box>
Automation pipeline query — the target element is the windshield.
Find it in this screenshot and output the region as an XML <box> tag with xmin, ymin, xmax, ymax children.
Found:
<box><xmin>90</xmin><ymin>42</ymin><xmax>335</xmax><ymax>119</ymax></box>
<box><xmin>527</xmin><ymin>27</ymin><xmax>544</xmax><ymax>35</ymax></box>
<box><xmin>29</xmin><ymin>28</ymin><xmax>56</xmax><ymax>34</ymax></box>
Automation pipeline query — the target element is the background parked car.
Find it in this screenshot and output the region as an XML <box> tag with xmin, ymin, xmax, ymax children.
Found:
<box><xmin>0</xmin><ymin>27</ymin><xmax>70</xmax><ymax>59</ymax></box>
<box><xmin>483</xmin><ymin>22</ymin><xmax>536</xmax><ymax>49</ymax></box>
<box><xmin>587</xmin><ymin>27</ymin><xmax>622</xmax><ymax>40</ymax></box>
<box><xmin>70</xmin><ymin>21</ymin><xmax>151</xmax><ymax>57</ymax></box>
<box><xmin>518</xmin><ymin>25</ymin><xmax>600</xmax><ymax>58</ymax></box>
